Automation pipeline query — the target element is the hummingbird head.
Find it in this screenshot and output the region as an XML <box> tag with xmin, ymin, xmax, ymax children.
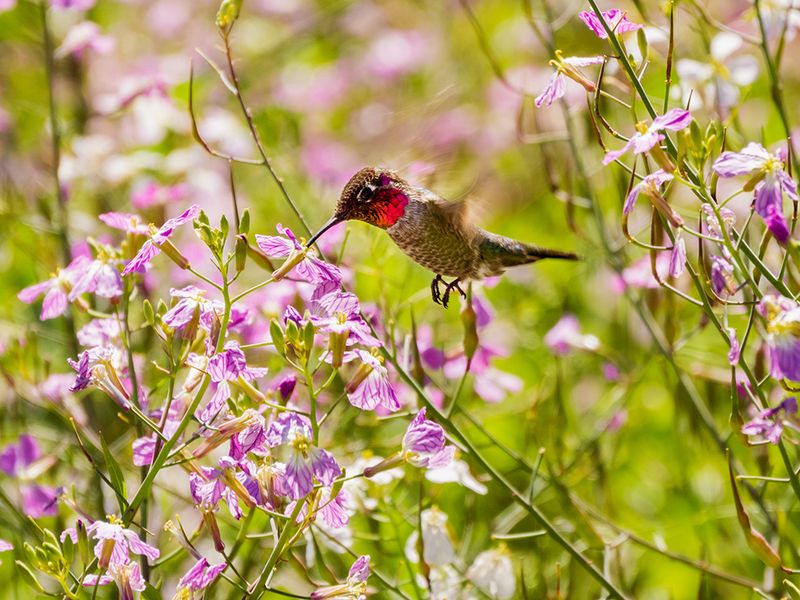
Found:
<box><xmin>306</xmin><ymin>167</ymin><xmax>410</xmax><ymax>247</ymax></box>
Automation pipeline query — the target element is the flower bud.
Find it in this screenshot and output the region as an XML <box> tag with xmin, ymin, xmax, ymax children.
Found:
<box><xmin>461</xmin><ymin>301</ymin><xmax>478</xmax><ymax>364</ymax></box>
<box><xmin>202</xmin><ymin>510</ymin><xmax>225</xmax><ymax>552</ymax></box>
<box><xmin>362</xmin><ymin>452</ymin><xmax>404</xmax><ymax>478</ymax></box>
<box><xmin>160</xmin><ymin>239</ymin><xmax>191</xmax><ymax>270</ymax></box>
<box><xmin>216</xmin><ymin>0</ymin><xmax>242</xmax><ymax>34</ymax></box>
<box><xmin>234</xmin><ymin>234</ymin><xmax>248</xmax><ymax>273</ymax></box>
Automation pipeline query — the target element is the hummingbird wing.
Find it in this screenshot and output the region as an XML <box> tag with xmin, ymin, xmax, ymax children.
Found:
<box><xmin>419</xmin><ymin>187</ymin><xmax>472</xmax><ymax>229</ymax></box>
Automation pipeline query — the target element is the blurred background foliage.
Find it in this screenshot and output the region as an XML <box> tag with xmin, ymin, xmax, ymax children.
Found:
<box><xmin>1</xmin><ymin>0</ymin><xmax>798</xmax><ymax>598</ymax></box>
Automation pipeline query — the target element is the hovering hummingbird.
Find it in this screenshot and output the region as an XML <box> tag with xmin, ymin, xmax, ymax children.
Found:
<box><xmin>306</xmin><ymin>167</ymin><xmax>579</xmax><ymax>307</ymax></box>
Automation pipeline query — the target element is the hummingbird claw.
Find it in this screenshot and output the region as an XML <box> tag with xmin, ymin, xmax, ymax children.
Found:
<box><xmin>439</xmin><ymin>277</ymin><xmax>464</xmax><ymax>309</ymax></box>
<box><xmin>430</xmin><ymin>275</ymin><xmax>444</xmax><ymax>305</ymax></box>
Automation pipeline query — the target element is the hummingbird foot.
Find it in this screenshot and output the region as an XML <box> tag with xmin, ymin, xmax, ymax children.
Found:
<box><xmin>430</xmin><ymin>275</ymin><xmax>445</xmax><ymax>305</ymax></box>
<box><xmin>440</xmin><ymin>278</ymin><xmax>466</xmax><ymax>309</ymax></box>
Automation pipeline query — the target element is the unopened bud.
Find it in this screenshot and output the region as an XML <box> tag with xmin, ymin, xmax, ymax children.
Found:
<box><xmin>362</xmin><ymin>451</ymin><xmax>404</xmax><ymax>478</ymax></box>
<box><xmin>235</xmin><ymin>234</ymin><xmax>248</xmax><ymax>273</ymax></box>
<box><xmin>160</xmin><ymin>239</ymin><xmax>191</xmax><ymax>270</ymax></box>
<box><xmin>202</xmin><ymin>510</ymin><xmax>225</xmax><ymax>552</ymax></box>
<box><xmin>216</xmin><ymin>0</ymin><xmax>242</xmax><ymax>34</ymax></box>
<box><xmin>461</xmin><ymin>301</ymin><xmax>479</xmax><ymax>363</ymax></box>
<box><xmin>239</xmin><ymin>209</ymin><xmax>250</xmax><ymax>234</ymax></box>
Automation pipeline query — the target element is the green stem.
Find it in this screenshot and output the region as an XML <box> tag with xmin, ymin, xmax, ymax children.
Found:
<box><xmin>389</xmin><ymin>354</ymin><xmax>629</xmax><ymax>599</ymax></box>
<box><xmin>248</xmin><ymin>500</ymin><xmax>305</xmax><ymax>599</ymax></box>
<box><xmin>123</xmin><ymin>266</ymin><xmax>232</xmax><ymax>526</ymax></box>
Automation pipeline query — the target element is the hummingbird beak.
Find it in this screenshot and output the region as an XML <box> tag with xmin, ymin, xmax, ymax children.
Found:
<box><xmin>306</xmin><ymin>215</ymin><xmax>344</xmax><ymax>248</ymax></box>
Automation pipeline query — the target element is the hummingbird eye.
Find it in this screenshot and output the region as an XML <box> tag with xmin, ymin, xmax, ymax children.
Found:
<box><xmin>358</xmin><ymin>185</ymin><xmax>375</xmax><ymax>202</ymax></box>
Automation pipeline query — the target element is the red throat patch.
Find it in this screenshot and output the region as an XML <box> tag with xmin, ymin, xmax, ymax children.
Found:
<box><xmin>372</xmin><ymin>187</ymin><xmax>409</xmax><ymax>228</ymax></box>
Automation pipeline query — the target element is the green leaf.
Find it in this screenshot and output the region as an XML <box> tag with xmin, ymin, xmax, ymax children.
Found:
<box><xmin>15</xmin><ymin>561</ymin><xmax>45</xmax><ymax>593</ymax></box>
<box><xmin>270</xmin><ymin>319</ymin><xmax>285</xmax><ymax>357</ymax></box>
<box><xmin>727</xmin><ymin>452</ymin><xmax>782</xmax><ymax>569</ymax></box>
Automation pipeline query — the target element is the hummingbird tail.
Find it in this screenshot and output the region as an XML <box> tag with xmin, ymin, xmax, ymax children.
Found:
<box><xmin>478</xmin><ymin>232</ymin><xmax>579</xmax><ymax>271</ymax></box>
<box><xmin>522</xmin><ymin>245</ymin><xmax>580</xmax><ymax>262</ymax></box>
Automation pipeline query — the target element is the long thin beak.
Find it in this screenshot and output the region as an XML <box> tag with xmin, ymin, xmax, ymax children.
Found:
<box><xmin>306</xmin><ymin>215</ymin><xmax>344</xmax><ymax>248</ymax></box>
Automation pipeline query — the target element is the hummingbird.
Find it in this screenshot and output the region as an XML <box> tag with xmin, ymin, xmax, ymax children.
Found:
<box><xmin>306</xmin><ymin>167</ymin><xmax>579</xmax><ymax>307</ymax></box>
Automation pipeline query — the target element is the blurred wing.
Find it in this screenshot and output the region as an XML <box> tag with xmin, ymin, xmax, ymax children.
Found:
<box><xmin>420</xmin><ymin>187</ymin><xmax>472</xmax><ymax>228</ymax></box>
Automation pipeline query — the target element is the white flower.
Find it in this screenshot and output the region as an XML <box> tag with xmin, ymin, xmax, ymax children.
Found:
<box><xmin>466</xmin><ymin>548</ymin><xmax>516</xmax><ymax>600</ymax></box>
<box><xmin>425</xmin><ymin>458</ymin><xmax>488</xmax><ymax>495</ymax></box>
<box><xmin>421</xmin><ymin>507</ymin><xmax>457</xmax><ymax>566</ymax></box>
<box><xmin>676</xmin><ymin>32</ymin><xmax>759</xmax><ymax>112</ymax></box>
<box><xmin>430</xmin><ymin>565</ymin><xmax>465</xmax><ymax>600</ymax></box>
<box><xmin>405</xmin><ymin>507</ymin><xmax>457</xmax><ymax>567</ymax></box>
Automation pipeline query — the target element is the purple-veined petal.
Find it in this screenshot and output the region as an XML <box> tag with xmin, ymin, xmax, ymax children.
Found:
<box><xmin>311</xmin><ymin>448</ymin><xmax>341</xmax><ymax>486</ymax></box>
<box><xmin>122</xmin><ymin>240</ymin><xmax>159</xmax><ymax>275</ymax></box>
<box><xmin>630</xmin><ymin>131</ymin><xmax>663</xmax><ymax>155</ymax></box>
<box><xmin>603</xmin><ymin>138</ymin><xmax>635</xmax><ymax>165</ymax></box>
<box><xmin>534</xmin><ymin>71</ymin><xmax>566</xmax><ymax>108</ymax></box>
<box><xmin>285</xmin><ymin>452</ymin><xmax>314</xmax><ymax>499</ymax></box>
<box><xmin>713</xmin><ymin>142</ymin><xmax>769</xmax><ymax>177</ymax></box>
<box><xmin>255</xmin><ymin>234</ymin><xmax>294</xmax><ymax>258</ymax></box>
<box><xmin>40</xmin><ymin>286</ymin><xmax>69</xmax><ymax>320</ymax></box>
<box><xmin>669</xmin><ymin>237</ymin><xmax>686</xmax><ymax>278</ymax></box>
<box><xmin>728</xmin><ymin>327</ymin><xmax>741</xmax><ymax>365</ymax></box>
<box><xmin>778</xmin><ymin>168</ymin><xmax>798</xmax><ymax>202</ymax></box>
<box><xmin>650</xmin><ymin>108</ymin><xmax>692</xmax><ymax>132</ymax></box>
<box><xmin>18</xmin><ymin>280</ymin><xmax>52</xmax><ymax>304</ymax></box>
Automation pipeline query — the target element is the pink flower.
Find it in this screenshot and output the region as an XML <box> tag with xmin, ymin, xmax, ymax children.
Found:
<box><xmin>544</xmin><ymin>314</ymin><xmax>600</xmax><ymax>356</ymax></box>
<box><xmin>266</xmin><ymin>413</ymin><xmax>342</xmax><ymax>499</ymax></box>
<box><xmin>401</xmin><ymin>408</ymin><xmax>454</xmax><ymax>469</ymax></box>
<box><xmin>669</xmin><ymin>237</ymin><xmax>687</xmax><ymax>278</ymax></box>
<box><xmin>130</xmin><ymin>180</ymin><xmax>189</xmax><ymax>209</ymax></box>
<box><xmin>189</xmin><ymin>456</ymin><xmax>257</xmax><ymax>521</ymax></box>
<box><xmin>174</xmin><ymin>558</ymin><xmax>227</xmax><ymax>597</ymax></box>
<box><xmin>99</xmin><ymin>212</ymin><xmax>150</xmax><ymax>235</ymax></box>
<box><xmin>713</xmin><ymin>142</ymin><xmax>796</xmax><ymax>245</ymax></box>
<box><xmin>742</xmin><ymin>397</ymin><xmax>797</xmax><ymax>444</ymax></box>
<box><xmin>256</xmin><ymin>224</ymin><xmax>342</xmax><ymax>285</ymax></box>
<box><xmin>83</xmin><ymin>560</ymin><xmax>145</xmax><ymax>600</ymax></box>
<box><xmin>311</xmin><ymin>555</ymin><xmax>370</xmax><ymax>600</ymax></box>
<box><xmin>613</xmin><ymin>253</ymin><xmax>672</xmax><ymax>291</ymax></box>
<box><xmin>710</xmin><ymin>255</ymin><xmax>735</xmax><ymax>296</ymax></box>
<box><xmin>623</xmin><ymin>170</ymin><xmax>674</xmax><ymax>215</ymax></box>
<box><xmin>363</xmin><ymin>29</ymin><xmax>433</xmax><ymax>80</ymax></box>
<box><xmin>68</xmin><ymin>257</ymin><xmax>123</xmax><ymax>301</ymax></box>
<box><xmin>50</xmin><ymin>0</ymin><xmax>95</xmax><ymax>9</ymax></box>
<box><xmin>86</xmin><ymin>517</ymin><xmax>159</xmax><ymax>569</ymax></box>
<box><xmin>18</xmin><ymin>255</ymin><xmax>89</xmax><ymax>320</ymax></box>
<box><xmin>758</xmin><ymin>295</ymin><xmax>800</xmax><ymax>381</ymax></box>
<box><xmin>0</xmin><ymin>435</ymin><xmax>59</xmax><ymax>518</ymax></box>
<box><xmin>579</xmin><ymin>9</ymin><xmax>642</xmax><ymax>39</ymax></box>
<box><xmin>120</xmin><ymin>205</ymin><xmax>199</xmax><ymax>275</ymax></box>
<box><xmin>344</xmin><ymin>349</ymin><xmax>400</xmax><ymax>412</ymax></box>
<box><xmin>132</xmin><ymin>397</ymin><xmax>184</xmax><ymax>467</ymax></box>
<box><xmin>55</xmin><ymin>22</ymin><xmax>114</xmax><ymax>59</ymax></box>
<box><xmin>86</xmin><ymin>319</ymin><xmax>123</xmax><ymax>348</ymax></box>
<box><xmin>603</xmin><ymin>109</ymin><xmax>692</xmax><ymax>165</ymax></box>
<box><xmin>364</xmin><ymin>408</ymin><xmax>454</xmax><ymax>478</ymax></box>
<box><xmin>312</xmin><ymin>289</ymin><xmax>380</xmax><ymax>366</ymax></box>
<box><xmin>67</xmin><ymin>345</ymin><xmax>130</xmax><ymax>408</ymax></box>
<box><xmin>197</xmin><ymin>341</ymin><xmax>267</xmax><ymax>424</ymax></box>
<box><xmin>535</xmin><ymin>55</ymin><xmax>605</xmax><ymax>108</ymax></box>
